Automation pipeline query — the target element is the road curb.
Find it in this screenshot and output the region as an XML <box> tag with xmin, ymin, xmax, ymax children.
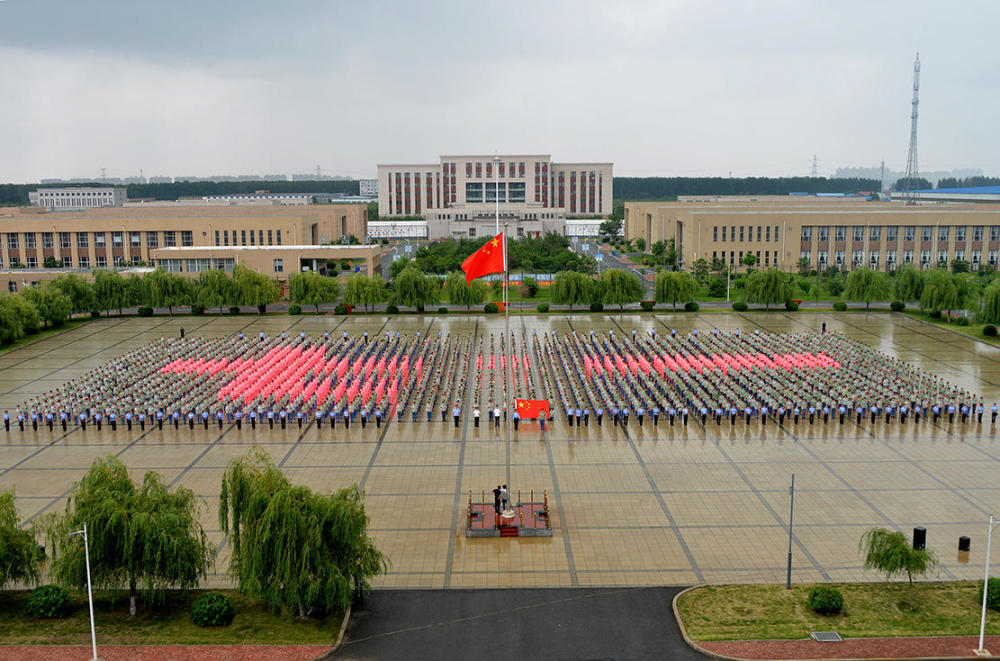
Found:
<box><xmin>313</xmin><ymin>602</ymin><xmax>352</xmax><ymax>661</ymax></box>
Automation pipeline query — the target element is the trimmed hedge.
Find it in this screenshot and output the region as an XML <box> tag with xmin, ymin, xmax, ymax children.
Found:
<box><xmin>334</xmin><ymin>304</ymin><xmax>349</xmax><ymax>315</ymax></box>
<box><xmin>191</xmin><ymin>305</ymin><xmax>205</xmax><ymax>315</ymax></box>
<box><xmin>90</xmin><ymin>310</ymin><xmax>101</xmax><ymax>318</ymax></box>
<box><xmin>26</xmin><ymin>585</ymin><xmax>71</xmax><ymax>619</ymax></box>
<box><xmin>386</xmin><ymin>305</ymin><xmax>399</xmax><ymax>314</ymax></box>
<box><xmin>137</xmin><ymin>306</ymin><xmax>154</xmax><ymax>317</ymax></box>
<box><xmin>536</xmin><ymin>303</ymin><xmax>549</xmax><ymax>313</ymax></box>
<box><xmin>929</xmin><ymin>310</ymin><xmax>942</xmax><ymax>319</ymax></box>
<box><xmin>190</xmin><ymin>591</ymin><xmax>235</xmax><ymax>627</ymax></box>
<box><xmin>484</xmin><ymin>303</ymin><xmax>499</xmax><ymax>313</ymax></box>
<box><xmin>784</xmin><ymin>300</ymin><xmax>799</xmax><ymax>311</ymax></box>
<box><xmin>438</xmin><ymin>307</ymin><xmax>449</xmax><ymax>314</ymax></box>
<box><xmin>229</xmin><ymin>306</ymin><xmax>241</xmax><ymax>315</ymax></box>
<box><xmin>732</xmin><ymin>301</ymin><xmax>749</xmax><ymax>312</ymax></box>
<box><xmin>979</xmin><ymin>576</ymin><xmax>1000</xmax><ymax>611</ymax></box>
<box><xmin>957</xmin><ymin>316</ymin><xmax>970</xmax><ymax>326</ymax></box>
<box><xmin>288</xmin><ymin>304</ymin><xmax>302</xmax><ymax>315</ymax></box>
<box><xmin>832</xmin><ymin>301</ymin><xmax>848</xmax><ymax>312</ymax></box>
<box><xmin>589</xmin><ymin>302</ymin><xmax>604</xmax><ymax>312</ymax></box>
<box><xmin>684</xmin><ymin>301</ymin><xmax>699</xmax><ymax>312</ymax></box>
<box><xmin>640</xmin><ymin>301</ymin><xmax>655</xmax><ymax>312</ymax></box>
<box><xmin>984</xmin><ymin>324</ymin><xmax>998</xmax><ymax>337</ymax></box>
<box><xmin>808</xmin><ymin>585</ymin><xmax>844</xmax><ymax>615</ymax></box>
<box><xmin>890</xmin><ymin>301</ymin><xmax>905</xmax><ymax>312</ymax></box>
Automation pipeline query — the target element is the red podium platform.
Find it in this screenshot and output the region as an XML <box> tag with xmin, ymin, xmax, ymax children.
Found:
<box><xmin>466</xmin><ymin>491</ymin><xmax>552</xmax><ymax>538</ymax></box>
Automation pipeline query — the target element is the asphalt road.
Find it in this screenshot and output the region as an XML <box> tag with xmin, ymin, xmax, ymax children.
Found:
<box><xmin>334</xmin><ymin>587</ymin><xmax>705</xmax><ymax>661</ymax></box>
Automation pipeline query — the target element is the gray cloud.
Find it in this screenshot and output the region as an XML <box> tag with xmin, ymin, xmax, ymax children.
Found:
<box><xmin>1</xmin><ymin>0</ymin><xmax>997</xmax><ymax>183</ymax></box>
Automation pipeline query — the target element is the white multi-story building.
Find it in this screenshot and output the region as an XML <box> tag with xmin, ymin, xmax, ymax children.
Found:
<box><xmin>29</xmin><ymin>187</ymin><xmax>127</xmax><ymax>210</ymax></box>
<box><xmin>358</xmin><ymin>179</ymin><xmax>378</xmax><ymax>197</ymax></box>
<box><xmin>376</xmin><ymin>154</ymin><xmax>612</xmax><ymax>239</ymax></box>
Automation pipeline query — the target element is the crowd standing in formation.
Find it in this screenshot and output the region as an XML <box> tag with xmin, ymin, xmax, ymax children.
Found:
<box><xmin>4</xmin><ymin>329</ymin><xmax>992</xmax><ymax>435</ymax></box>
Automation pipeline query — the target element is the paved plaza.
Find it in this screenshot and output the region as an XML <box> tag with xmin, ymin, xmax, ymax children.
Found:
<box><xmin>1</xmin><ymin>312</ymin><xmax>999</xmax><ymax>590</ymax></box>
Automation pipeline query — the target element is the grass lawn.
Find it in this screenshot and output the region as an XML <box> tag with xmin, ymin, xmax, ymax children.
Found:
<box><xmin>676</xmin><ymin>582</ymin><xmax>1000</xmax><ymax>642</ymax></box>
<box><xmin>0</xmin><ymin>590</ymin><xmax>343</xmax><ymax>646</ymax></box>
<box><xmin>0</xmin><ymin>318</ymin><xmax>92</xmax><ymax>356</ymax></box>
<box><xmin>902</xmin><ymin>310</ymin><xmax>1000</xmax><ymax>347</ymax></box>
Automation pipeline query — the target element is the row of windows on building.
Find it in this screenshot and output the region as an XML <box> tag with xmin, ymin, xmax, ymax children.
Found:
<box><xmin>387</xmin><ymin>168</ymin><xmax>602</xmax><ymax>215</ymax></box>
<box><xmin>710</xmin><ymin>250</ymin><xmax>781</xmax><ymax>267</ymax></box>
<box><xmin>156</xmin><ymin>258</ymin><xmax>237</xmax><ymax>273</ymax></box>
<box><xmin>3</xmin><ymin>255</ymin><xmax>144</xmax><ymax>270</ymax></box>
<box><xmin>799</xmin><ymin>225</ymin><xmax>999</xmax><ymax>243</ymax></box>
<box><xmin>713</xmin><ymin>225</ymin><xmax>781</xmax><ymax>243</ymax></box>
<box><xmin>212</xmin><ymin>229</ymin><xmax>282</xmax><ymax>247</ymax></box>
<box><xmin>465</xmin><ymin>161</ymin><xmax>527</xmax><ymax>179</ymax></box>
<box><xmin>4</xmin><ymin>230</ymin><xmax>194</xmax><ymax>251</ymax></box>
<box><xmin>798</xmin><ymin>249</ymin><xmax>998</xmax><ymax>268</ymax></box>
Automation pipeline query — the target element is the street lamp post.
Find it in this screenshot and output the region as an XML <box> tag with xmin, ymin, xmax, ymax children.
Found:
<box><xmin>70</xmin><ymin>523</ymin><xmax>99</xmax><ymax>661</ymax></box>
<box><xmin>977</xmin><ymin>514</ymin><xmax>999</xmax><ymax>655</ymax></box>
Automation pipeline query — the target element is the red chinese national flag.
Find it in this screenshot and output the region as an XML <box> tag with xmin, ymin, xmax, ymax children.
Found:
<box><xmin>461</xmin><ymin>231</ymin><xmax>506</xmax><ymax>283</ymax></box>
<box><xmin>515</xmin><ymin>398</ymin><xmax>550</xmax><ymax>418</ymax></box>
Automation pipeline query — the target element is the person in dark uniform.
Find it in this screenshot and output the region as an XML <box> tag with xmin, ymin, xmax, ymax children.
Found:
<box><xmin>492</xmin><ymin>485</ymin><xmax>502</xmax><ymax>522</ymax></box>
<box><xmin>3</xmin><ymin>410</ymin><xmax>8</xmax><ymax>432</ymax></box>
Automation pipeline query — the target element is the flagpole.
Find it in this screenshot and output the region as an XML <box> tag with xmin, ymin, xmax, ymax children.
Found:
<box><xmin>503</xmin><ymin>221</ymin><xmax>511</xmax><ymax>490</ymax></box>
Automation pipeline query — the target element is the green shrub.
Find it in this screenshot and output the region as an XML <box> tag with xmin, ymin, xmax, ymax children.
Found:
<box><xmin>386</xmin><ymin>304</ymin><xmax>399</xmax><ymax>314</ymax></box>
<box><xmin>978</xmin><ymin>576</ymin><xmax>1000</xmax><ymax>611</ymax></box>
<box><xmin>26</xmin><ymin>585</ymin><xmax>70</xmax><ymax>619</ymax></box>
<box><xmin>808</xmin><ymin>585</ymin><xmax>844</xmax><ymax>615</ymax></box>
<box><xmin>957</xmin><ymin>316</ymin><xmax>971</xmax><ymax>326</ymax></box>
<box><xmin>484</xmin><ymin>303</ymin><xmax>499</xmax><ymax>313</ymax></box>
<box><xmin>536</xmin><ymin>303</ymin><xmax>549</xmax><ymax>313</ymax></box>
<box><xmin>890</xmin><ymin>301</ymin><xmax>905</xmax><ymax>312</ymax></box>
<box><xmin>190</xmin><ymin>591</ymin><xmax>235</xmax><ymax>627</ymax></box>
<box><xmin>640</xmin><ymin>301</ymin><xmax>655</xmax><ymax>312</ymax></box>
<box><xmin>334</xmin><ymin>304</ymin><xmax>349</xmax><ymax>315</ymax></box>
<box><xmin>190</xmin><ymin>304</ymin><xmax>205</xmax><ymax>315</ymax></box>
<box><xmin>137</xmin><ymin>306</ymin><xmax>154</xmax><ymax>317</ymax></box>
<box><xmin>984</xmin><ymin>324</ymin><xmax>998</xmax><ymax>337</ymax></box>
<box><xmin>288</xmin><ymin>304</ymin><xmax>302</xmax><ymax>315</ymax></box>
<box><xmin>589</xmin><ymin>302</ymin><xmax>604</xmax><ymax>312</ymax></box>
<box><xmin>684</xmin><ymin>301</ymin><xmax>699</xmax><ymax>312</ymax></box>
<box><xmin>929</xmin><ymin>310</ymin><xmax>942</xmax><ymax>319</ymax></box>
<box><xmin>228</xmin><ymin>306</ymin><xmax>240</xmax><ymax>315</ymax></box>
<box><xmin>732</xmin><ymin>301</ymin><xmax>749</xmax><ymax>312</ymax></box>
<box><xmin>438</xmin><ymin>307</ymin><xmax>449</xmax><ymax>314</ymax></box>
<box><xmin>832</xmin><ymin>301</ymin><xmax>848</xmax><ymax>312</ymax></box>
<box><xmin>784</xmin><ymin>300</ymin><xmax>799</xmax><ymax>311</ymax></box>
<box><xmin>90</xmin><ymin>310</ymin><xmax>101</xmax><ymax>319</ymax></box>
<box><xmin>708</xmin><ymin>276</ymin><xmax>727</xmax><ymax>298</ymax></box>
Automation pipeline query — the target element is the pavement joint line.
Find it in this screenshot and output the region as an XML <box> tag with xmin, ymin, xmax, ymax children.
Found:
<box><xmin>836</xmin><ymin>315</ymin><xmax>1000</xmax><ymax>387</ymax></box>
<box><xmin>278</xmin><ymin>418</ymin><xmax>316</xmax><ymax>468</ymax></box>
<box><xmin>167</xmin><ymin>423</ymin><xmax>237</xmax><ymax>489</ymax></box>
<box><xmin>846</xmin><ymin>415</ymin><xmax>996</xmax><ymax>519</ymax></box>
<box><xmin>1</xmin><ymin>316</ymin><xmax>191</xmax><ymax>398</ymax></box>
<box><xmin>530</xmin><ymin>323</ymin><xmax>579</xmax><ymax>587</ymax></box>
<box><xmin>619</xmin><ymin>411</ymin><xmax>706</xmax><ymax>584</ymax></box>
<box><xmin>0</xmin><ymin>318</ymin><xmax>128</xmax><ymax>370</ymax></box>
<box><xmin>0</xmin><ymin>426</ymin><xmax>79</xmax><ymax>484</ymax></box>
<box><xmin>443</xmin><ymin>318</ymin><xmax>479</xmax><ymax>589</ymax></box>
<box><xmin>773</xmin><ymin>421</ymin><xmax>960</xmax><ymax>581</ymax></box>
<box><xmin>18</xmin><ymin>422</ymin><xmax>161</xmax><ymax>528</ymax></box>
<box><xmin>704</xmin><ymin>423</ymin><xmax>832</xmax><ymax>582</ymax></box>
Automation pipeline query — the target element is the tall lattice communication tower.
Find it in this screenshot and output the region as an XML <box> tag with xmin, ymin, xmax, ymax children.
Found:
<box><xmin>902</xmin><ymin>52</ymin><xmax>921</xmax><ymax>203</ymax></box>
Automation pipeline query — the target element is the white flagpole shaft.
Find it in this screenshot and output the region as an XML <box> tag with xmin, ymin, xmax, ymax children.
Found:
<box><xmin>979</xmin><ymin>514</ymin><xmax>994</xmax><ymax>653</ymax></box>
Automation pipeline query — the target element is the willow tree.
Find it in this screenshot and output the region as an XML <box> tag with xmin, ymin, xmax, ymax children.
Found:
<box><xmin>45</xmin><ymin>456</ymin><xmax>210</xmax><ymax>616</ymax></box>
<box><xmin>343</xmin><ymin>273</ymin><xmax>388</xmax><ymax>312</ymax></box>
<box><xmin>197</xmin><ymin>269</ymin><xmax>237</xmax><ymax>313</ymax></box>
<box><xmin>893</xmin><ymin>264</ymin><xmax>924</xmax><ymax>304</ymax></box>
<box><xmin>845</xmin><ymin>267</ymin><xmax>889</xmax><ymax>310</ymax></box>
<box><xmin>220</xmin><ymin>448</ymin><xmax>387</xmax><ymax>617</ymax></box>
<box><xmin>859</xmin><ymin>527</ymin><xmax>936</xmax><ymax>607</ymax></box>
<box><xmin>390</xmin><ymin>265</ymin><xmax>439</xmax><ymax>311</ymax></box>
<box><xmin>289</xmin><ymin>270</ymin><xmax>341</xmax><ymax>313</ymax></box>
<box><xmin>233</xmin><ymin>264</ymin><xmax>281</xmax><ymax>313</ymax></box>
<box><xmin>551</xmin><ymin>270</ymin><xmax>593</xmax><ymax>311</ymax></box>
<box><xmin>745</xmin><ymin>268</ymin><xmax>791</xmax><ymax>309</ymax></box>
<box><xmin>0</xmin><ymin>490</ymin><xmax>40</xmax><ymax>589</ymax></box>
<box><xmin>445</xmin><ymin>271</ymin><xmax>488</xmax><ymax>311</ymax></box>
<box><xmin>655</xmin><ymin>270</ymin><xmax>698</xmax><ymax>310</ymax></box>
<box><xmin>982</xmin><ymin>280</ymin><xmax>1000</xmax><ymax>325</ymax></box>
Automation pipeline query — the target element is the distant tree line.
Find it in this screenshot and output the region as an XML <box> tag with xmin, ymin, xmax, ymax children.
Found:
<box><xmin>413</xmin><ymin>233</ymin><xmax>595</xmax><ymax>274</ymax></box>
<box><xmin>935</xmin><ymin>176</ymin><xmax>1000</xmax><ymax>189</ymax></box>
<box><xmin>612</xmin><ymin>176</ymin><xmax>883</xmax><ymax>200</ymax></box>
<box><xmin>0</xmin><ymin>180</ymin><xmax>359</xmax><ymax>205</ymax></box>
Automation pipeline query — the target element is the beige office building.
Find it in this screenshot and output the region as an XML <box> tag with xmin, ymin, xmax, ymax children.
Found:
<box><xmin>376</xmin><ymin>154</ymin><xmax>612</xmax><ymax>239</ymax></box>
<box><xmin>0</xmin><ymin>204</ymin><xmax>374</xmax><ymax>293</ymax></box>
<box><xmin>625</xmin><ymin>200</ymin><xmax>1000</xmax><ymax>272</ymax></box>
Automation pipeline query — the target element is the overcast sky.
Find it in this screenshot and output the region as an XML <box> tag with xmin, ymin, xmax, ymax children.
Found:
<box><xmin>1</xmin><ymin>0</ymin><xmax>996</xmax><ymax>183</ymax></box>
